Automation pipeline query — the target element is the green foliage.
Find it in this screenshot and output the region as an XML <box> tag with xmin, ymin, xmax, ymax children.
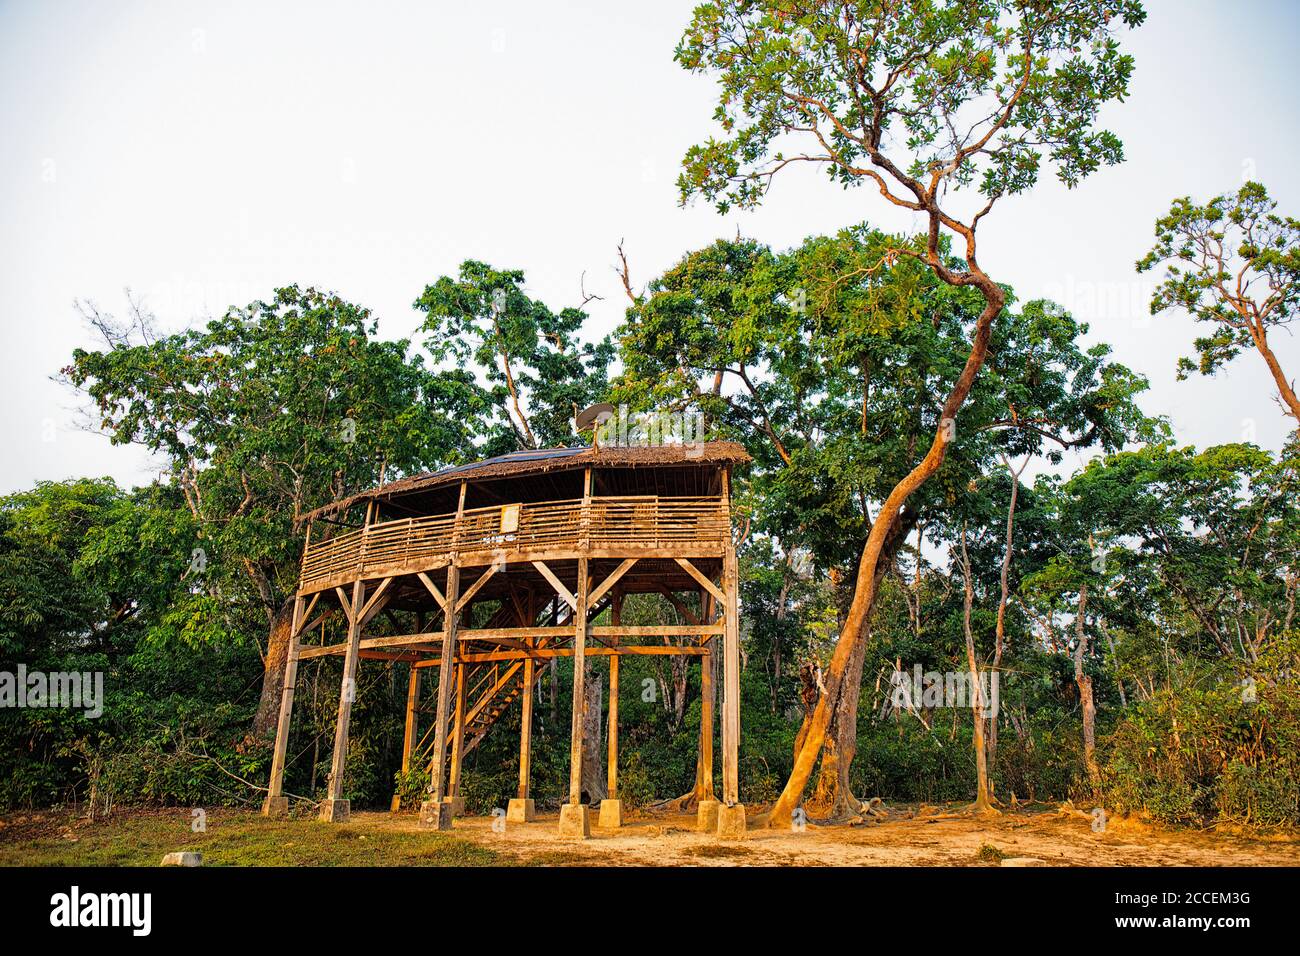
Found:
<box><xmin>414</xmin><ymin>261</ymin><xmax>615</xmax><ymax>453</ymax></box>
<box><xmin>64</xmin><ymin>286</ymin><xmax>485</xmax><ymax>641</ymax></box>
<box><xmin>1102</xmin><ymin>640</ymin><xmax>1300</xmax><ymax>827</ymax></box>
<box><xmin>1137</xmin><ymin>181</ymin><xmax>1300</xmax><ymax>379</ymax></box>
<box><xmin>676</xmin><ymin>0</ymin><xmax>1145</xmax><ymax>212</ymax></box>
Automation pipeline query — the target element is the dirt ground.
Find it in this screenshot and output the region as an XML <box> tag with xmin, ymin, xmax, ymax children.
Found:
<box><xmin>3</xmin><ymin>802</ymin><xmax>1297</xmax><ymax>866</ymax></box>
<box><xmin>367</xmin><ymin>802</ymin><xmax>1300</xmax><ymax>867</ymax></box>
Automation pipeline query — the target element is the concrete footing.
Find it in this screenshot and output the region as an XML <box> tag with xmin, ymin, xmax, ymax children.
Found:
<box><xmin>696</xmin><ymin>799</ymin><xmax>720</xmax><ymax>832</ymax></box>
<box><xmin>419</xmin><ymin>799</ymin><xmax>453</xmax><ymax>830</ymax></box>
<box><xmin>262</xmin><ymin>795</ymin><xmax>289</xmax><ymax>818</ymax></box>
<box><xmin>598</xmin><ymin>799</ymin><xmax>623</xmax><ymax>829</ymax></box>
<box><xmin>318</xmin><ymin>798</ymin><xmax>350</xmax><ymax>823</ymax></box>
<box><xmin>717</xmin><ymin>803</ymin><xmax>747</xmax><ymax>840</ymax></box>
<box><xmin>506</xmin><ymin>798</ymin><xmax>536</xmax><ymax>823</ymax></box>
<box><xmin>443</xmin><ymin>795</ymin><xmax>466</xmax><ymax>816</ymax></box>
<box><xmin>558</xmin><ymin>803</ymin><xmax>591</xmax><ymax>838</ymax></box>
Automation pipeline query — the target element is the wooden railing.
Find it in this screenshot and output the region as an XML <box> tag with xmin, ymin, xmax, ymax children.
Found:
<box><xmin>299</xmin><ymin>496</ymin><xmax>730</xmax><ymax>592</ymax></box>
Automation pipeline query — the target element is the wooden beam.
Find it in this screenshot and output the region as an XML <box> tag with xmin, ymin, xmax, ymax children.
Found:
<box><xmin>424</xmin><ymin>645</ymin><xmax>709</xmax><ymax>666</ymax></box>
<box><xmin>607</xmin><ymin>591</ymin><xmax>622</xmax><ymax>800</ymax></box>
<box><xmin>429</xmin><ymin>564</ymin><xmax>461</xmax><ymax>806</ymax></box>
<box><xmin>656</xmin><ymin>584</ymin><xmax>701</xmax><ymax>626</ymax></box>
<box><xmin>699</xmin><ymin>590</ymin><xmax>716</xmax><ymax>801</ymax></box>
<box><xmin>299</xmin><ymin>592</ymin><xmax>321</xmax><ymax>629</ymax></box>
<box><xmin>393</xmin><ymin>666</ymin><xmax>421</xmax><ymax>812</ymax></box>
<box><xmin>263</xmin><ymin>593</ymin><xmax>306</xmax><ymax>814</ymax></box>
<box><xmin>721</xmin><ymin>543</ymin><xmax>740</xmax><ymax>806</ymax></box>
<box><xmin>300</xmin><ymin>608</ymin><xmax>334</xmax><ymax>636</ymax></box>
<box><xmin>567</xmin><ymin>557</ymin><xmax>589</xmax><ymax>807</ymax></box>
<box><xmin>416</xmin><ymin>571</ymin><xmax>447</xmax><ymax>612</ymax></box>
<box><xmin>358</xmin><ymin>577</ymin><xmax>394</xmax><ymax>626</ymax></box>
<box><xmin>335</xmin><ymin>586</ymin><xmax>356</xmax><ymax>624</ymax></box>
<box><xmin>518</xmin><ymin>657</ymin><xmax>535</xmax><ymax>801</ymax></box>
<box><xmin>589</xmin><ymin>558</ymin><xmax>637</xmax><ymax>608</ymax></box>
<box><xmin>454</xmin><ymin>563</ymin><xmax>499</xmax><ymax>614</ymax></box>
<box><xmin>675</xmin><ymin>557</ymin><xmax>725</xmax><ymax>604</ymax></box>
<box><xmin>323</xmin><ymin>577</ymin><xmax>366</xmax><ymax>815</ymax></box>
<box><xmin>299</xmin><ymin>622</ymin><xmax>722</xmax><ymax>659</ymax></box>
<box><xmin>532</xmin><ymin>560</ymin><xmax>577</xmax><ymax>611</ymax></box>
<box><xmin>448</xmin><ymin>663</ymin><xmax>468</xmax><ymax>801</ymax></box>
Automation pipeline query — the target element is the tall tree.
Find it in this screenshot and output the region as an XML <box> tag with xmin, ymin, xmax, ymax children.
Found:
<box><xmin>675</xmin><ymin>0</ymin><xmax>1146</xmax><ymax>823</ymax></box>
<box><xmin>414</xmin><ymin>261</ymin><xmax>616</xmax><ymax>453</ymax></box>
<box><xmin>618</xmin><ymin>227</ymin><xmax>1156</xmax><ymax>816</ymax></box>
<box><xmin>1138</xmin><ymin>181</ymin><xmax>1300</xmax><ymax>424</ymax></box>
<box><xmin>65</xmin><ymin>286</ymin><xmax>485</xmax><ymax>735</ymax></box>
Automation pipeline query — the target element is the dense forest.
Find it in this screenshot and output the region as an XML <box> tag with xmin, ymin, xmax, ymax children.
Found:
<box><xmin>2</xmin><ymin>0</ymin><xmax>1298</xmax><ymax>831</ymax></box>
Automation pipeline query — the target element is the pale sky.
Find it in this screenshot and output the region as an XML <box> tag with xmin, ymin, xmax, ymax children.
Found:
<box><xmin>2</xmin><ymin>0</ymin><xmax>1298</xmax><ymax>494</ymax></box>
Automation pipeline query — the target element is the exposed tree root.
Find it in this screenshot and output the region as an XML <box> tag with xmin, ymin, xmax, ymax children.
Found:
<box><xmin>649</xmin><ymin>789</ymin><xmax>710</xmax><ymax>813</ymax></box>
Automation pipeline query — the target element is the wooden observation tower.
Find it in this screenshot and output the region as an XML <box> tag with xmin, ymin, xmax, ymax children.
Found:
<box><xmin>262</xmin><ymin>439</ymin><xmax>750</xmax><ymax>838</ymax></box>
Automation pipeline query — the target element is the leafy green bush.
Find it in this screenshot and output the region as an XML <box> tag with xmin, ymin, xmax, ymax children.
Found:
<box><xmin>1101</xmin><ymin>641</ymin><xmax>1300</xmax><ymax>828</ymax></box>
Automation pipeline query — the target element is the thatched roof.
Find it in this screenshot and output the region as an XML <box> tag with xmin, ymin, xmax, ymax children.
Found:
<box><xmin>305</xmin><ymin>441</ymin><xmax>750</xmax><ymax>521</ymax></box>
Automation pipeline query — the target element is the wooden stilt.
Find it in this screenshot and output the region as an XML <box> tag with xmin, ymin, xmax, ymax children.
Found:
<box><xmin>391</xmin><ymin>665</ymin><xmax>421</xmax><ymax>812</ymax></box>
<box><xmin>263</xmin><ymin>593</ymin><xmax>306</xmax><ymax>816</ymax></box>
<box><xmin>421</xmin><ymin>563</ymin><xmax>460</xmax><ymax>829</ymax></box>
<box><xmin>559</xmin><ymin>555</ymin><xmax>591</xmax><ymax>837</ymax></box>
<box><xmin>321</xmin><ymin>578</ymin><xmax>365</xmax><ymax>822</ymax></box>
<box><xmin>568</xmin><ymin>557</ymin><xmax>589</xmax><ymax>806</ymax></box>
<box><xmin>448</xmin><ymin>663</ymin><xmax>468</xmax><ymax>808</ymax></box>
<box><xmin>508</xmin><ymin>653</ymin><xmax>537</xmax><ymax>823</ymax></box>
<box><xmin>699</xmin><ymin>592</ymin><xmax>716</xmax><ymax>800</ymax></box>
<box><xmin>716</xmin><ymin>533</ymin><xmax>747</xmax><ymax>839</ymax></box>
<box><xmin>518</xmin><ymin>657</ymin><xmax>534</xmax><ymax>800</ymax></box>
<box><xmin>721</xmin><ymin>544</ymin><xmax>740</xmax><ymax>805</ymax></box>
<box><xmin>607</xmin><ymin>592</ymin><xmax>622</xmax><ymax>799</ymax></box>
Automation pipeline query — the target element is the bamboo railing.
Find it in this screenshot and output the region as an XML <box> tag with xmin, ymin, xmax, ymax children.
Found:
<box><xmin>299</xmin><ymin>496</ymin><xmax>729</xmax><ymax>592</ymax></box>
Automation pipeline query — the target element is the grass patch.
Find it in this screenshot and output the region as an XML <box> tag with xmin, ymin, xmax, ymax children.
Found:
<box><xmin>975</xmin><ymin>843</ymin><xmax>1006</xmax><ymax>863</ymax></box>
<box><xmin>683</xmin><ymin>844</ymin><xmax>751</xmax><ymax>859</ymax></box>
<box><xmin>0</xmin><ymin>809</ymin><xmax>504</xmax><ymax>867</ymax></box>
<box><xmin>518</xmin><ymin>850</ymin><xmax>592</xmax><ymax>866</ymax></box>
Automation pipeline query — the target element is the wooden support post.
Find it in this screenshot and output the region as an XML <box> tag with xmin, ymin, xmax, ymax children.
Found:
<box><xmin>518</xmin><ymin>658</ymin><xmax>534</xmax><ymax>799</ymax></box>
<box><xmin>320</xmin><ymin>578</ymin><xmax>365</xmax><ymax>822</ymax></box>
<box><xmin>721</xmin><ymin>545</ymin><xmax>740</xmax><ymax>801</ymax></box>
<box><xmin>699</xmin><ymin>590</ymin><xmax>716</xmax><ymax>801</ymax></box>
<box><xmin>559</xmin><ymin>555</ymin><xmax>591</xmax><ymax>837</ymax></box>
<box><xmin>607</xmin><ymin>592</ymin><xmax>622</xmax><ymax>799</ymax></box>
<box><xmin>448</xmin><ymin>663</ymin><xmax>468</xmax><ymax>811</ymax></box>
<box><xmin>263</xmin><ymin>593</ymin><xmax>306</xmax><ymax>816</ymax></box>
<box><xmin>391</xmin><ymin>665</ymin><xmax>421</xmax><ymax>812</ymax></box>
<box><xmin>717</xmin><ymin>463</ymin><xmax>746</xmax><ymax>838</ymax></box>
<box><xmin>508</xmin><ymin>655</ymin><xmax>536</xmax><ymax>823</ymax></box>
<box><xmin>420</xmin><ymin>563</ymin><xmax>460</xmax><ymax>829</ymax></box>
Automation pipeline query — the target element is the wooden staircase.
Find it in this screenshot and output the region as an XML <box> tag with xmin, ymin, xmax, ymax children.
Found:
<box><xmin>414</xmin><ymin>591</ymin><xmax>612</xmax><ymax>771</ymax></box>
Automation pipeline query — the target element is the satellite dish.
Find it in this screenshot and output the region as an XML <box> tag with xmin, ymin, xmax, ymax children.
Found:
<box><xmin>575</xmin><ymin>402</ymin><xmax>616</xmax><ymax>433</ymax></box>
<box><xmin>575</xmin><ymin>402</ymin><xmax>616</xmax><ymax>449</ymax></box>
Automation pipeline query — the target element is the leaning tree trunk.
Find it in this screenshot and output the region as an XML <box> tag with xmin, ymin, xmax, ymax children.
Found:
<box><xmin>804</xmin><ymin>513</ymin><xmax>914</xmax><ymax>821</ymax></box>
<box><xmin>252</xmin><ymin>596</ymin><xmax>296</xmax><ymax>737</ymax></box>
<box><xmin>806</xmin><ymin>634</ymin><xmax>869</xmax><ymax>820</ymax></box>
<box><xmin>766</xmin><ymin>275</ymin><xmax>1005</xmax><ymax>827</ymax></box>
